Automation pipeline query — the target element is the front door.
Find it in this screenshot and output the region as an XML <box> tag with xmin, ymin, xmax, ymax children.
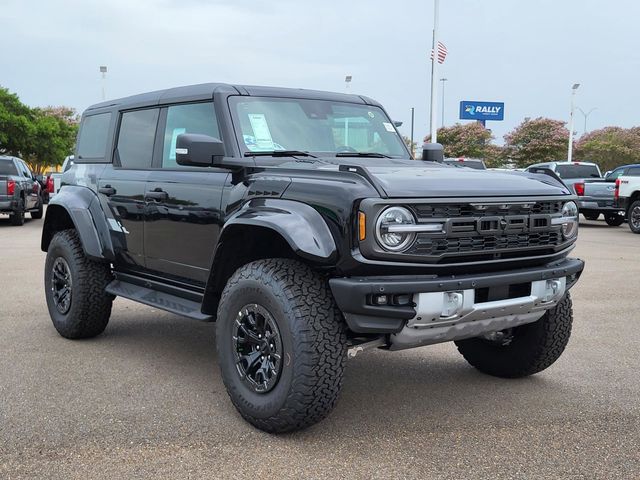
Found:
<box><xmin>143</xmin><ymin>102</ymin><xmax>229</xmax><ymax>284</ymax></box>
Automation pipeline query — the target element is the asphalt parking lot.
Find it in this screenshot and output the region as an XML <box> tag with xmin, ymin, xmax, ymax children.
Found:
<box><xmin>1</xmin><ymin>210</ymin><xmax>639</xmax><ymax>479</ymax></box>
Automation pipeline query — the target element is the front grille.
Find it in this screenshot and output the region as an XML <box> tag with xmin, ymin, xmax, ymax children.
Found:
<box><xmin>403</xmin><ymin>200</ymin><xmax>567</xmax><ymax>263</ymax></box>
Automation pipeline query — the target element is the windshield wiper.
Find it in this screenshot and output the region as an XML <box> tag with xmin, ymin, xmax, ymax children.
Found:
<box><xmin>244</xmin><ymin>150</ymin><xmax>317</xmax><ymax>158</ymax></box>
<box><xmin>335</xmin><ymin>152</ymin><xmax>392</xmax><ymax>158</ymax></box>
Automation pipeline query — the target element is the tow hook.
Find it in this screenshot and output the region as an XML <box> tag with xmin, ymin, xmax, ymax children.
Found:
<box><xmin>347</xmin><ymin>337</ymin><xmax>387</xmax><ymax>358</ymax></box>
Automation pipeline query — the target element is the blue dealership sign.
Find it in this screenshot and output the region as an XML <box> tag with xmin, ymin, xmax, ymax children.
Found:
<box><xmin>459</xmin><ymin>101</ymin><xmax>504</xmax><ymax>121</ymax></box>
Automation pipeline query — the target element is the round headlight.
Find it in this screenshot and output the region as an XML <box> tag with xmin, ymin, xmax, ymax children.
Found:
<box><xmin>375</xmin><ymin>206</ymin><xmax>416</xmax><ymax>251</ymax></box>
<box><xmin>561</xmin><ymin>201</ymin><xmax>579</xmax><ymax>239</ymax></box>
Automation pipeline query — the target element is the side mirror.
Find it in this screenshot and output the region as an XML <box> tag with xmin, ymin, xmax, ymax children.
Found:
<box><xmin>176</xmin><ymin>133</ymin><xmax>225</xmax><ymax>167</ymax></box>
<box><xmin>421</xmin><ymin>143</ymin><xmax>444</xmax><ymax>162</ymax></box>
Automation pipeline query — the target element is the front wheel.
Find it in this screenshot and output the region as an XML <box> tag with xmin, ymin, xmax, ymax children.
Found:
<box><xmin>628</xmin><ymin>201</ymin><xmax>640</xmax><ymax>233</ymax></box>
<box><xmin>31</xmin><ymin>199</ymin><xmax>44</xmax><ymax>219</ymax></box>
<box><xmin>44</xmin><ymin>229</ymin><xmax>113</xmax><ymax>339</ymax></box>
<box><xmin>216</xmin><ymin>259</ymin><xmax>347</xmax><ymax>433</ymax></box>
<box><xmin>455</xmin><ymin>294</ymin><xmax>573</xmax><ymax>378</ymax></box>
<box><xmin>604</xmin><ymin>214</ymin><xmax>624</xmax><ymax>227</ymax></box>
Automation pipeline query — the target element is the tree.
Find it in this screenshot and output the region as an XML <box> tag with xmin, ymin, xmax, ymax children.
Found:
<box><xmin>0</xmin><ymin>86</ymin><xmax>78</xmax><ymax>173</ymax></box>
<box><xmin>574</xmin><ymin>127</ymin><xmax>640</xmax><ymax>172</ymax></box>
<box><xmin>503</xmin><ymin>117</ymin><xmax>569</xmax><ymax>168</ymax></box>
<box><xmin>0</xmin><ymin>87</ymin><xmax>34</xmax><ymax>157</ymax></box>
<box><xmin>424</xmin><ymin>122</ymin><xmax>494</xmax><ymax>159</ymax></box>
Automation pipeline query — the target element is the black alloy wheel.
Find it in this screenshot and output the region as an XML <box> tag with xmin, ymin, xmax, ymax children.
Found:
<box><xmin>51</xmin><ymin>257</ymin><xmax>73</xmax><ymax>314</ymax></box>
<box><xmin>233</xmin><ymin>303</ymin><xmax>283</xmax><ymax>394</ymax></box>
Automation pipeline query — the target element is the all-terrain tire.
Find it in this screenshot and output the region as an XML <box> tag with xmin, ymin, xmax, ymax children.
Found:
<box><xmin>44</xmin><ymin>229</ymin><xmax>113</xmax><ymax>339</ymax></box>
<box><xmin>455</xmin><ymin>294</ymin><xmax>573</xmax><ymax>378</ymax></box>
<box><xmin>216</xmin><ymin>258</ymin><xmax>347</xmax><ymax>433</ymax></box>
<box><xmin>628</xmin><ymin>200</ymin><xmax>640</xmax><ymax>234</ymax></box>
<box><xmin>582</xmin><ymin>212</ymin><xmax>599</xmax><ymax>221</ymax></box>
<box><xmin>31</xmin><ymin>199</ymin><xmax>44</xmax><ymax>219</ymax></box>
<box><xmin>10</xmin><ymin>199</ymin><xmax>25</xmax><ymax>226</ymax></box>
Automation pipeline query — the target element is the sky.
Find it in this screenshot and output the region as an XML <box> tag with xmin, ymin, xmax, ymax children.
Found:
<box><xmin>2</xmin><ymin>0</ymin><xmax>639</xmax><ymax>145</ymax></box>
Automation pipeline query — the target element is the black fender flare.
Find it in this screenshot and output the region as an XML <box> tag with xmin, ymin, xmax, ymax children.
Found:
<box><xmin>220</xmin><ymin>198</ymin><xmax>337</xmax><ymax>262</ymax></box>
<box><xmin>41</xmin><ymin>186</ymin><xmax>115</xmax><ymax>261</ymax></box>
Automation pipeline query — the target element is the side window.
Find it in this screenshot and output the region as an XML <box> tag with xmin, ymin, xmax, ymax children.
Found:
<box><xmin>162</xmin><ymin>102</ymin><xmax>220</xmax><ymax>168</ymax></box>
<box><xmin>607</xmin><ymin>168</ymin><xmax>626</xmax><ymax>180</ymax></box>
<box><xmin>19</xmin><ymin>161</ymin><xmax>30</xmax><ymax>178</ymax></box>
<box><xmin>627</xmin><ymin>167</ymin><xmax>640</xmax><ymax>176</ymax></box>
<box><xmin>116</xmin><ymin>109</ymin><xmax>160</xmax><ymax>169</ymax></box>
<box><xmin>77</xmin><ymin>113</ymin><xmax>111</xmax><ymax>160</ymax></box>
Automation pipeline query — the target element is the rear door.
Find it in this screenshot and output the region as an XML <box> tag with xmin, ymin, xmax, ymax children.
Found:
<box><xmin>143</xmin><ymin>101</ymin><xmax>229</xmax><ymax>284</ymax></box>
<box><xmin>17</xmin><ymin>160</ymin><xmax>38</xmax><ymax>209</ymax></box>
<box><xmin>96</xmin><ymin>109</ymin><xmax>159</xmax><ymax>271</ymax></box>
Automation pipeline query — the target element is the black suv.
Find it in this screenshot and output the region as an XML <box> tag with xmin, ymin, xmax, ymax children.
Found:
<box><xmin>42</xmin><ymin>83</ymin><xmax>584</xmax><ymax>432</ymax></box>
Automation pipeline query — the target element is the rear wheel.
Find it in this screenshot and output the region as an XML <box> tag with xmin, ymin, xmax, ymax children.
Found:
<box><xmin>10</xmin><ymin>199</ymin><xmax>25</xmax><ymax>226</ymax></box>
<box><xmin>628</xmin><ymin>201</ymin><xmax>640</xmax><ymax>233</ymax></box>
<box><xmin>604</xmin><ymin>214</ymin><xmax>624</xmax><ymax>227</ymax></box>
<box><xmin>44</xmin><ymin>229</ymin><xmax>113</xmax><ymax>339</ymax></box>
<box><xmin>216</xmin><ymin>258</ymin><xmax>347</xmax><ymax>433</ymax></box>
<box><xmin>455</xmin><ymin>294</ymin><xmax>573</xmax><ymax>378</ymax></box>
<box><xmin>582</xmin><ymin>212</ymin><xmax>599</xmax><ymax>221</ymax></box>
<box><xmin>31</xmin><ymin>199</ymin><xmax>44</xmax><ymax>219</ymax></box>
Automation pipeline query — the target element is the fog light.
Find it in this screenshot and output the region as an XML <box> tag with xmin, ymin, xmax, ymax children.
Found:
<box><xmin>372</xmin><ymin>294</ymin><xmax>388</xmax><ymax>305</ymax></box>
<box><xmin>442</xmin><ymin>292</ymin><xmax>463</xmax><ymax>317</ymax></box>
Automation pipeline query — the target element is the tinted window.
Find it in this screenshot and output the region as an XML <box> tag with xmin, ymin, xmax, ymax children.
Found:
<box><xmin>626</xmin><ymin>167</ymin><xmax>640</xmax><ymax>176</ymax></box>
<box><xmin>117</xmin><ymin>109</ymin><xmax>159</xmax><ymax>169</ymax></box>
<box><xmin>0</xmin><ymin>160</ymin><xmax>18</xmax><ymax>176</ymax></box>
<box><xmin>555</xmin><ymin>164</ymin><xmax>600</xmax><ymax>179</ymax></box>
<box><xmin>162</xmin><ymin>103</ymin><xmax>219</xmax><ymax>168</ymax></box>
<box><xmin>77</xmin><ymin>113</ymin><xmax>111</xmax><ymax>159</ymax></box>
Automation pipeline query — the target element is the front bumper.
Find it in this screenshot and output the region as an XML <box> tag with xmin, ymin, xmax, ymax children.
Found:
<box><xmin>329</xmin><ymin>257</ymin><xmax>584</xmax><ymax>345</ymax></box>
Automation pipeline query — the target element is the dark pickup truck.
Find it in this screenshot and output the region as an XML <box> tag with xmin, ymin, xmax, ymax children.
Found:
<box><xmin>41</xmin><ymin>83</ymin><xmax>584</xmax><ymax>433</ymax></box>
<box><xmin>0</xmin><ymin>156</ymin><xmax>43</xmax><ymax>225</ymax></box>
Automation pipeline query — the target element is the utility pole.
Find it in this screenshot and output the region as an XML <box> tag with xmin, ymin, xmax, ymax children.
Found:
<box><xmin>428</xmin><ymin>0</ymin><xmax>440</xmax><ymax>143</ymax></box>
<box><xmin>567</xmin><ymin>83</ymin><xmax>580</xmax><ymax>162</ymax></box>
<box><xmin>440</xmin><ymin>78</ymin><xmax>448</xmax><ymax>126</ymax></box>
<box><xmin>100</xmin><ymin>66</ymin><xmax>108</xmax><ymax>101</ymax></box>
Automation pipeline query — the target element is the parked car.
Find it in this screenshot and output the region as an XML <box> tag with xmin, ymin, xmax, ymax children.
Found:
<box><xmin>443</xmin><ymin>157</ymin><xmax>486</xmax><ymax>170</ymax></box>
<box><xmin>48</xmin><ymin>156</ymin><xmax>74</xmax><ymax>199</ymax></box>
<box><xmin>42</xmin><ymin>83</ymin><xmax>584</xmax><ymax>433</ymax></box>
<box><xmin>0</xmin><ymin>156</ymin><xmax>43</xmax><ymax>225</ymax></box>
<box><xmin>614</xmin><ymin>169</ymin><xmax>640</xmax><ymax>233</ymax></box>
<box><xmin>525</xmin><ymin>161</ymin><xmax>607</xmax><ymax>219</ymax></box>
<box><xmin>570</xmin><ymin>165</ymin><xmax>640</xmax><ymax>225</ymax></box>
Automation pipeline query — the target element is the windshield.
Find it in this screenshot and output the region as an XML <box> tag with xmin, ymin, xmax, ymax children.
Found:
<box><xmin>555</xmin><ymin>164</ymin><xmax>600</xmax><ymax>179</ymax></box>
<box><xmin>229</xmin><ymin>96</ymin><xmax>409</xmax><ymax>158</ymax></box>
<box><xmin>0</xmin><ymin>160</ymin><xmax>18</xmax><ymax>176</ymax></box>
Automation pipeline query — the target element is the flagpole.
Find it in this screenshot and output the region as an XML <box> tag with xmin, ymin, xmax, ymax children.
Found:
<box><xmin>429</xmin><ymin>0</ymin><xmax>440</xmax><ymax>143</ymax></box>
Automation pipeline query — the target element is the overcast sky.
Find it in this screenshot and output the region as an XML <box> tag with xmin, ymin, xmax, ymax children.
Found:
<box><xmin>2</xmin><ymin>0</ymin><xmax>639</xmax><ymax>144</ymax></box>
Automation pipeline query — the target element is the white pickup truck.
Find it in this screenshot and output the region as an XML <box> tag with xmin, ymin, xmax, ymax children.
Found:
<box><xmin>48</xmin><ymin>156</ymin><xmax>74</xmax><ymax>200</ymax></box>
<box><xmin>614</xmin><ymin>167</ymin><xmax>640</xmax><ymax>233</ymax></box>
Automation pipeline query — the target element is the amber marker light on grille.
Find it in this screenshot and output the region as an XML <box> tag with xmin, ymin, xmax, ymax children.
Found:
<box><xmin>358</xmin><ymin>212</ymin><xmax>366</xmax><ymax>241</ymax></box>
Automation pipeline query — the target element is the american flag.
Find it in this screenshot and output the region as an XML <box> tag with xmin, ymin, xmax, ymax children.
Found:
<box><xmin>430</xmin><ymin>41</ymin><xmax>448</xmax><ymax>64</ymax></box>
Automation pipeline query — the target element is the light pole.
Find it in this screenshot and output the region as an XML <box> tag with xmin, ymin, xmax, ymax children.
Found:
<box><xmin>100</xmin><ymin>66</ymin><xmax>108</xmax><ymax>101</ymax></box>
<box><xmin>577</xmin><ymin>107</ymin><xmax>596</xmax><ymax>135</ymax></box>
<box><xmin>439</xmin><ymin>78</ymin><xmax>448</xmax><ymax>126</ymax></box>
<box><xmin>410</xmin><ymin>107</ymin><xmax>415</xmax><ymax>157</ymax></box>
<box><xmin>567</xmin><ymin>83</ymin><xmax>580</xmax><ymax>162</ymax></box>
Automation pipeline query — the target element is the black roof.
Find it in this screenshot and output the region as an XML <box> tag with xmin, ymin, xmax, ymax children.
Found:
<box><xmin>86</xmin><ymin>83</ymin><xmax>380</xmax><ymax>113</ymax></box>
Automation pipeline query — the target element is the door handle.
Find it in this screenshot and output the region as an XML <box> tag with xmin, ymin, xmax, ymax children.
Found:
<box><xmin>145</xmin><ymin>188</ymin><xmax>168</xmax><ymax>202</ymax></box>
<box><xmin>99</xmin><ymin>185</ymin><xmax>116</xmax><ymax>196</ymax></box>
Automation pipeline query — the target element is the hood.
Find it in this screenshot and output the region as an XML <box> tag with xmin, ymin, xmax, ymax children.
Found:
<box><xmin>266</xmin><ymin>158</ymin><xmax>571</xmax><ymax>198</ymax></box>
<box><xmin>364</xmin><ymin>164</ymin><xmax>570</xmax><ymax>197</ymax></box>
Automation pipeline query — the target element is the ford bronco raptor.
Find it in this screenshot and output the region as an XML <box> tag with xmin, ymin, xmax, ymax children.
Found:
<box><xmin>42</xmin><ymin>83</ymin><xmax>584</xmax><ymax>433</ymax></box>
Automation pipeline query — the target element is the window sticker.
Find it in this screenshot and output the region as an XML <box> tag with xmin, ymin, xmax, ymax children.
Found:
<box><xmin>368</xmin><ymin>111</ymin><xmax>375</xmax><ymax>118</ymax></box>
<box><xmin>169</xmin><ymin>127</ymin><xmax>186</xmax><ymax>160</ymax></box>
<box><xmin>248</xmin><ymin>113</ymin><xmax>275</xmax><ymax>150</ymax></box>
<box><xmin>383</xmin><ymin>122</ymin><xmax>395</xmax><ymax>133</ymax></box>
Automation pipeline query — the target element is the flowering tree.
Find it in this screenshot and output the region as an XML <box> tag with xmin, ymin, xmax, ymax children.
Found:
<box><xmin>574</xmin><ymin>127</ymin><xmax>640</xmax><ymax>172</ymax></box>
<box><xmin>424</xmin><ymin>122</ymin><xmax>495</xmax><ymax>159</ymax></box>
<box><xmin>503</xmin><ymin>118</ymin><xmax>569</xmax><ymax>168</ymax></box>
